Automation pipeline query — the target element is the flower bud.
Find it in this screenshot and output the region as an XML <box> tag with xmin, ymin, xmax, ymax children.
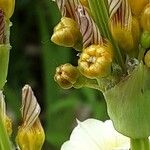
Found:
<box><xmin>51</xmin><ymin>17</ymin><xmax>82</xmax><ymax>50</ymax></box>
<box><xmin>111</xmin><ymin>23</ymin><xmax>134</xmax><ymax>52</ymax></box>
<box><xmin>78</xmin><ymin>44</ymin><xmax>113</xmax><ymax>79</ymax></box>
<box><xmin>16</xmin><ymin>85</ymin><xmax>45</xmax><ymax>150</ymax></box>
<box><xmin>140</xmin><ymin>31</ymin><xmax>150</xmax><ymax>49</ymax></box>
<box><xmin>16</xmin><ymin>119</ymin><xmax>45</xmax><ymax>150</ymax></box>
<box><xmin>144</xmin><ymin>50</ymin><xmax>150</xmax><ymax>67</ymax></box>
<box><xmin>54</xmin><ymin>63</ymin><xmax>79</xmax><ymax>89</ymax></box>
<box><xmin>141</xmin><ymin>3</ymin><xmax>150</xmax><ymax>32</ymax></box>
<box><xmin>128</xmin><ymin>0</ymin><xmax>149</xmax><ymax>15</ymax></box>
<box><xmin>0</xmin><ymin>0</ymin><xmax>15</xmax><ymax>19</ymax></box>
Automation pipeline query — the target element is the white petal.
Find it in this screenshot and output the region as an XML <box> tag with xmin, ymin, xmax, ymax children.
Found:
<box><xmin>61</xmin><ymin>119</ymin><xmax>130</xmax><ymax>150</ymax></box>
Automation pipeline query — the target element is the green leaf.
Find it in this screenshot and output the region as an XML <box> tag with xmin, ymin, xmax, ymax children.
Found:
<box><xmin>104</xmin><ymin>62</ymin><xmax>150</xmax><ymax>138</ymax></box>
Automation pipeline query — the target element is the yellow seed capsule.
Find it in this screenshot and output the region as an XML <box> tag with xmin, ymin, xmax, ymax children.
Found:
<box><xmin>78</xmin><ymin>44</ymin><xmax>113</xmax><ymax>79</ymax></box>
<box><xmin>16</xmin><ymin>119</ymin><xmax>45</xmax><ymax>150</ymax></box>
<box><xmin>51</xmin><ymin>17</ymin><xmax>82</xmax><ymax>50</ymax></box>
<box><xmin>141</xmin><ymin>3</ymin><xmax>150</xmax><ymax>32</ymax></box>
<box><xmin>54</xmin><ymin>63</ymin><xmax>79</xmax><ymax>89</ymax></box>
<box><xmin>0</xmin><ymin>0</ymin><xmax>15</xmax><ymax>19</ymax></box>
<box><xmin>128</xmin><ymin>0</ymin><xmax>149</xmax><ymax>15</ymax></box>
<box><xmin>144</xmin><ymin>50</ymin><xmax>150</xmax><ymax>67</ymax></box>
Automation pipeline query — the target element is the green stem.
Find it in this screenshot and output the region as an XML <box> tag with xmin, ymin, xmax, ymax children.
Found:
<box><xmin>131</xmin><ymin>138</ymin><xmax>150</xmax><ymax>150</ymax></box>
<box><xmin>0</xmin><ymin>45</ymin><xmax>10</xmax><ymax>90</ymax></box>
<box><xmin>0</xmin><ymin>20</ymin><xmax>11</xmax><ymax>90</ymax></box>
<box><xmin>0</xmin><ymin>114</ymin><xmax>11</xmax><ymax>150</ymax></box>
<box><xmin>0</xmin><ymin>19</ymin><xmax>12</xmax><ymax>150</ymax></box>
<box><xmin>73</xmin><ymin>75</ymin><xmax>101</xmax><ymax>91</ymax></box>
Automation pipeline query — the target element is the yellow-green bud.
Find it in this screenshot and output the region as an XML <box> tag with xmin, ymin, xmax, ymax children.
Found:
<box><xmin>78</xmin><ymin>44</ymin><xmax>113</xmax><ymax>79</ymax></box>
<box><xmin>16</xmin><ymin>119</ymin><xmax>45</xmax><ymax>150</ymax></box>
<box><xmin>128</xmin><ymin>0</ymin><xmax>149</xmax><ymax>15</ymax></box>
<box><xmin>16</xmin><ymin>85</ymin><xmax>45</xmax><ymax>150</ymax></box>
<box><xmin>144</xmin><ymin>50</ymin><xmax>150</xmax><ymax>67</ymax></box>
<box><xmin>51</xmin><ymin>17</ymin><xmax>82</xmax><ymax>50</ymax></box>
<box><xmin>0</xmin><ymin>0</ymin><xmax>15</xmax><ymax>19</ymax></box>
<box><xmin>141</xmin><ymin>3</ymin><xmax>150</xmax><ymax>32</ymax></box>
<box><xmin>140</xmin><ymin>31</ymin><xmax>150</xmax><ymax>49</ymax></box>
<box><xmin>54</xmin><ymin>63</ymin><xmax>79</xmax><ymax>89</ymax></box>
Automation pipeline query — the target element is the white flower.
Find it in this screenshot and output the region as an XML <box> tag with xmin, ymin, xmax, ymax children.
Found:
<box><xmin>61</xmin><ymin>119</ymin><xmax>130</xmax><ymax>150</ymax></box>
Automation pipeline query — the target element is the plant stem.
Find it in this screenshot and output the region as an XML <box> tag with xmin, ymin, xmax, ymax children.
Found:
<box><xmin>0</xmin><ymin>114</ymin><xmax>11</xmax><ymax>150</ymax></box>
<box><xmin>0</xmin><ymin>20</ymin><xmax>12</xmax><ymax>150</ymax></box>
<box><xmin>0</xmin><ymin>45</ymin><xmax>10</xmax><ymax>90</ymax></box>
<box><xmin>131</xmin><ymin>138</ymin><xmax>150</xmax><ymax>150</ymax></box>
<box><xmin>73</xmin><ymin>76</ymin><xmax>100</xmax><ymax>91</ymax></box>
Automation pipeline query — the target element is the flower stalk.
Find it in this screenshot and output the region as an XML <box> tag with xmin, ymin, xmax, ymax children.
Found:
<box><xmin>0</xmin><ymin>114</ymin><xmax>11</xmax><ymax>150</ymax></box>
<box><xmin>0</xmin><ymin>44</ymin><xmax>10</xmax><ymax>90</ymax></box>
<box><xmin>0</xmin><ymin>1</ymin><xmax>15</xmax><ymax>149</ymax></box>
<box><xmin>0</xmin><ymin>8</ymin><xmax>13</xmax><ymax>90</ymax></box>
<box><xmin>130</xmin><ymin>138</ymin><xmax>150</xmax><ymax>150</ymax></box>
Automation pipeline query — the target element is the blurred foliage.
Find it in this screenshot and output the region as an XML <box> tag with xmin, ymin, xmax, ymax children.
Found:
<box><xmin>4</xmin><ymin>0</ymin><xmax>109</xmax><ymax>149</ymax></box>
